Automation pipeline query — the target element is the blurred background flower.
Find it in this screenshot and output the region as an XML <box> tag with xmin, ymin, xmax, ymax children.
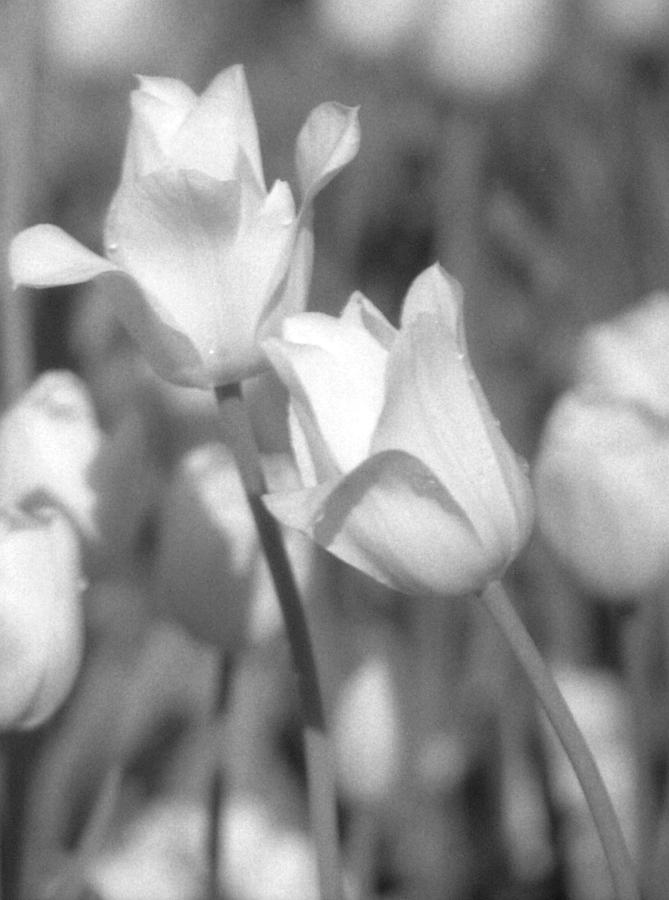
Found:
<box><xmin>5</xmin><ymin>0</ymin><xmax>669</xmax><ymax>897</ymax></box>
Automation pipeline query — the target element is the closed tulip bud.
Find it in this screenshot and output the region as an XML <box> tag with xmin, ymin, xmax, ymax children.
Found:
<box><xmin>0</xmin><ymin>371</ymin><xmax>102</xmax><ymax>540</ymax></box>
<box><xmin>420</xmin><ymin>0</ymin><xmax>557</xmax><ymax>101</ymax></box>
<box><xmin>534</xmin><ymin>390</ymin><xmax>669</xmax><ymax>597</ymax></box>
<box><xmin>577</xmin><ymin>292</ymin><xmax>669</xmax><ymax>418</ymax></box>
<box><xmin>0</xmin><ymin>510</ymin><xmax>84</xmax><ymax>730</ymax></box>
<box><xmin>263</xmin><ymin>263</ymin><xmax>533</xmax><ymax>599</ymax></box>
<box><xmin>10</xmin><ymin>66</ymin><xmax>360</xmax><ymax>389</ymax></box>
<box><xmin>333</xmin><ymin>648</ymin><xmax>402</xmax><ymax>804</ymax></box>
<box><xmin>314</xmin><ymin>0</ymin><xmax>420</xmax><ymax>59</ymax></box>
<box><xmin>583</xmin><ymin>0</ymin><xmax>669</xmax><ymax>52</ymax></box>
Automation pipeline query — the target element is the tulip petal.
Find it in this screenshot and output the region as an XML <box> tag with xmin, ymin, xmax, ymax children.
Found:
<box><xmin>264</xmin><ymin>449</ymin><xmax>497</xmax><ymax>598</ymax></box>
<box><xmin>0</xmin><ymin>510</ymin><xmax>83</xmax><ymax>730</ymax></box>
<box><xmin>122</xmin><ymin>77</ymin><xmax>197</xmax><ymax>180</ymax></box>
<box><xmin>263</xmin><ymin>309</ymin><xmax>389</xmax><ymax>477</ymax></box>
<box><xmin>372</xmin><ymin>264</ymin><xmax>532</xmax><ymax>552</ymax></box>
<box><xmin>107</xmin><ymin>170</ymin><xmax>294</xmax><ymax>385</ymax></box>
<box><xmin>341</xmin><ymin>290</ymin><xmax>397</xmax><ymax>350</ymax></box>
<box><xmin>99</xmin><ymin>274</ymin><xmax>208</xmax><ymax>388</ymax></box>
<box><xmin>295</xmin><ymin>102</ymin><xmax>360</xmax><ymax>206</ymax></box>
<box><xmin>170</xmin><ymin>65</ymin><xmax>266</xmax><ymax>192</ymax></box>
<box><xmin>9</xmin><ymin>225</ymin><xmax>119</xmax><ymax>288</ymax></box>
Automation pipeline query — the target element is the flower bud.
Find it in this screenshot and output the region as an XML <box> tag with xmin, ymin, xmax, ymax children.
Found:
<box><xmin>314</xmin><ymin>0</ymin><xmax>420</xmax><ymax>59</ymax></box>
<box><xmin>576</xmin><ymin>292</ymin><xmax>669</xmax><ymax>418</ymax></box>
<box><xmin>0</xmin><ymin>510</ymin><xmax>84</xmax><ymax>730</ymax></box>
<box><xmin>420</xmin><ymin>0</ymin><xmax>558</xmax><ymax>101</ymax></box>
<box><xmin>0</xmin><ymin>371</ymin><xmax>102</xmax><ymax>540</ymax></box>
<box><xmin>534</xmin><ymin>390</ymin><xmax>669</xmax><ymax>597</ymax></box>
<box><xmin>583</xmin><ymin>0</ymin><xmax>669</xmax><ymax>53</ymax></box>
<box><xmin>263</xmin><ymin>264</ymin><xmax>533</xmax><ymax>599</ymax></box>
<box><xmin>333</xmin><ymin>646</ymin><xmax>402</xmax><ymax>804</ymax></box>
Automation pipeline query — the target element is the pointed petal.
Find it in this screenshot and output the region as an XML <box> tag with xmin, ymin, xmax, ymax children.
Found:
<box><xmin>265</xmin><ymin>449</ymin><xmax>497</xmax><ymax>598</ymax></box>
<box><xmin>263</xmin><ymin>309</ymin><xmax>389</xmax><ymax>477</ymax></box>
<box><xmin>340</xmin><ymin>290</ymin><xmax>397</xmax><ymax>350</ymax></box>
<box><xmin>121</xmin><ymin>78</ymin><xmax>197</xmax><ymax>180</ymax></box>
<box><xmin>170</xmin><ymin>65</ymin><xmax>265</xmax><ymax>191</ymax></box>
<box><xmin>9</xmin><ymin>225</ymin><xmax>118</xmax><ymax>288</ymax></box>
<box><xmin>400</xmin><ymin>263</ymin><xmax>463</xmax><ymax>338</ymax></box>
<box><xmin>136</xmin><ymin>75</ymin><xmax>197</xmax><ymax>110</ymax></box>
<box><xmin>372</xmin><ymin>266</ymin><xmax>532</xmax><ymax>554</ymax></box>
<box><xmin>295</xmin><ymin>103</ymin><xmax>360</xmax><ymax>206</ymax></box>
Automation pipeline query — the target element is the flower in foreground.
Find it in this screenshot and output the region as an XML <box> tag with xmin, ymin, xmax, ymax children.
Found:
<box><xmin>10</xmin><ymin>65</ymin><xmax>360</xmax><ymax>388</ymax></box>
<box><xmin>534</xmin><ymin>390</ymin><xmax>669</xmax><ymax>598</ymax></box>
<box><xmin>262</xmin><ymin>264</ymin><xmax>533</xmax><ymax>599</ymax></box>
<box><xmin>0</xmin><ymin>509</ymin><xmax>84</xmax><ymax>730</ymax></box>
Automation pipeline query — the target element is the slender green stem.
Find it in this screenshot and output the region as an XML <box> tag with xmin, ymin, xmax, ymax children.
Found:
<box><xmin>480</xmin><ymin>581</ymin><xmax>640</xmax><ymax>900</ymax></box>
<box><xmin>207</xmin><ymin>651</ymin><xmax>234</xmax><ymax>900</ymax></box>
<box><xmin>215</xmin><ymin>382</ymin><xmax>343</xmax><ymax>900</ymax></box>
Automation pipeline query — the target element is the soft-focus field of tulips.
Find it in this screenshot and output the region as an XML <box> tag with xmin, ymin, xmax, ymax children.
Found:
<box><xmin>3</xmin><ymin>2</ymin><xmax>669</xmax><ymax>899</ymax></box>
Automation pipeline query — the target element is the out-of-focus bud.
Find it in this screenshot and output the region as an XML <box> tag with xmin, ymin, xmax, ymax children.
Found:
<box><xmin>314</xmin><ymin>0</ymin><xmax>420</xmax><ymax>59</ymax></box>
<box><xmin>576</xmin><ymin>292</ymin><xmax>669</xmax><ymax>418</ymax></box>
<box><xmin>88</xmin><ymin>794</ymin><xmax>322</xmax><ymax>900</ymax></box>
<box><xmin>0</xmin><ymin>371</ymin><xmax>102</xmax><ymax>540</ymax></box>
<box><xmin>333</xmin><ymin>644</ymin><xmax>403</xmax><ymax>804</ymax></box>
<box><xmin>583</xmin><ymin>0</ymin><xmax>669</xmax><ymax>53</ymax></box>
<box><xmin>420</xmin><ymin>0</ymin><xmax>558</xmax><ymax>101</ymax></box>
<box><xmin>534</xmin><ymin>390</ymin><xmax>669</xmax><ymax>597</ymax></box>
<box><xmin>0</xmin><ymin>510</ymin><xmax>84</xmax><ymax>730</ymax></box>
<box><xmin>152</xmin><ymin>445</ymin><xmax>310</xmax><ymax>649</ymax></box>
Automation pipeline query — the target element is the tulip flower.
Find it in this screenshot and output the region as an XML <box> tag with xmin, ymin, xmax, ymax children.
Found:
<box><xmin>10</xmin><ymin>65</ymin><xmax>360</xmax><ymax>389</ymax></box>
<box><xmin>0</xmin><ymin>509</ymin><xmax>84</xmax><ymax>730</ymax></box>
<box><xmin>534</xmin><ymin>390</ymin><xmax>669</xmax><ymax>597</ymax></box>
<box><xmin>314</xmin><ymin>0</ymin><xmax>421</xmax><ymax>59</ymax></box>
<box><xmin>583</xmin><ymin>0</ymin><xmax>669</xmax><ymax>52</ymax></box>
<box><xmin>333</xmin><ymin>647</ymin><xmax>402</xmax><ymax>804</ymax></box>
<box><xmin>576</xmin><ymin>292</ymin><xmax>669</xmax><ymax>419</ymax></box>
<box><xmin>262</xmin><ymin>264</ymin><xmax>533</xmax><ymax>599</ymax></box>
<box><xmin>420</xmin><ymin>0</ymin><xmax>557</xmax><ymax>101</ymax></box>
<box><xmin>0</xmin><ymin>370</ymin><xmax>103</xmax><ymax>540</ymax></box>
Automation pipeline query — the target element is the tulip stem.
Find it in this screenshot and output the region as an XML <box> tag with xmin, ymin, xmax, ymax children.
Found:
<box><xmin>480</xmin><ymin>581</ymin><xmax>640</xmax><ymax>900</ymax></box>
<box><xmin>215</xmin><ymin>382</ymin><xmax>343</xmax><ymax>900</ymax></box>
<box><xmin>207</xmin><ymin>651</ymin><xmax>234</xmax><ymax>900</ymax></box>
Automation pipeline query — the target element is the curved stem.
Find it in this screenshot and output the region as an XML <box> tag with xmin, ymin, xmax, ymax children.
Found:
<box><xmin>215</xmin><ymin>382</ymin><xmax>343</xmax><ymax>900</ymax></box>
<box><xmin>480</xmin><ymin>581</ymin><xmax>640</xmax><ymax>900</ymax></box>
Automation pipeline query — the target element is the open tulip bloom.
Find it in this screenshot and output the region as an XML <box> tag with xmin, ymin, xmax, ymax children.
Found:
<box><xmin>262</xmin><ymin>263</ymin><xmax>534</xmax><ymax>599</ymax></box>
<box><xmin>9</xmin><ymin>65</ymin><xmax>360</xmax><ymax>388</ymax></box>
